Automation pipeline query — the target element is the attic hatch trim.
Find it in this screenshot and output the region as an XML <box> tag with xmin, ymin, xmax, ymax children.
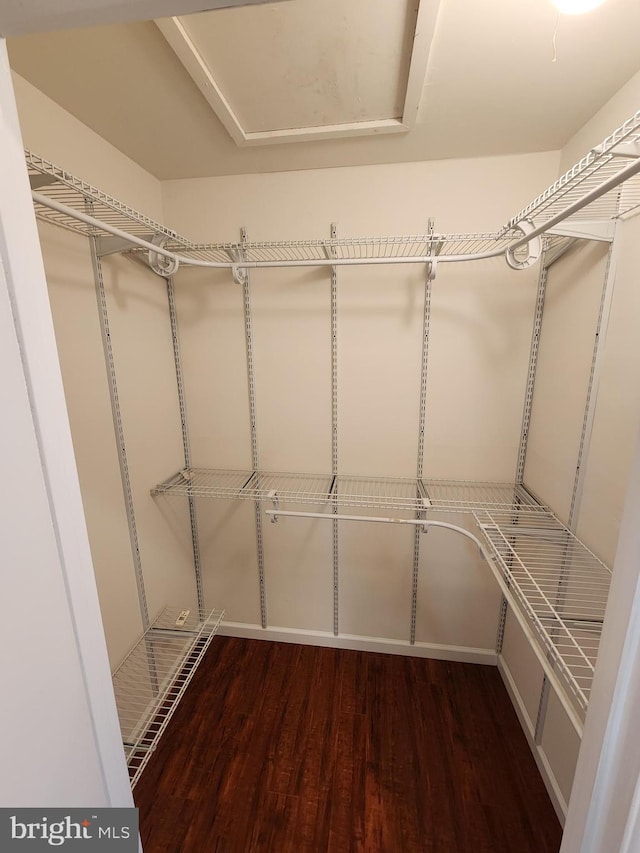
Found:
<box><xmin>154</xmin><ymin>0</ymin><xmax>442</xmax><ymax>146</ymax></box>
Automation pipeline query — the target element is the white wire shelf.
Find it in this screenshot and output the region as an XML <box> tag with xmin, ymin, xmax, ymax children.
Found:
<box><xmin>474</xmin><ymin>509</ymin><xmax>611</xmax><ymax>720</ymax></box>
<box><xmin>151</xmin><ymin>468</ymin><xmax>543</xmax><ymax>513</ymax></box>
<box><xmin>27</xmin><ymin>109</ymin><xmax>640</xmax><ymax>271</ymax></box>
<box><xmin>25</xmin><ymin>150</ymin><xmax>516</xmax><ymax>260</ymax></box>
<box><xmin>26</xmin><ymin>151</ymin><xmax>193</xmax><ymax>246</ymax></box>
<box><xmin>112</xmin><ymin>605</ymin><xmax>224</xmax><ymax>788</ymax></box>
<box><xmin>170</xmin><ymin>232</ymin><xmax>521</xmax><ymax>264</ymax></box>
<box><xmin>507</xmin><ymin>109</ymin><xmax>640</xmax><ymax>231</ymax></box>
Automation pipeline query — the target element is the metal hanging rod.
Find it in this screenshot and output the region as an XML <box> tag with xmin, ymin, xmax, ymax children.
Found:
<box><xmin>31</xmin><ymin>191</ymin><xmax>507</xmax><ymax>274</ymax></box>
<box><xmin>265</xmin><ymin>508</ymin><xmax>486</xmax><ymax>552</ymax></box>
<box><xmin>506</xmin><ymin>154</ymin><xmax>640</xmax><ymax>253</ymax></box>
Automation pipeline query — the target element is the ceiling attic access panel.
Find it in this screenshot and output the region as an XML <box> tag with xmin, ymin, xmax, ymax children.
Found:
<box><xmin>156</xmin><ymin>0</ymin><xmax>440</xmax><ymax>144</ymax></box>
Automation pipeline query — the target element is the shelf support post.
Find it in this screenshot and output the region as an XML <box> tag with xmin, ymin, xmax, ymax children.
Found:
<box><xmin>329</xmin><ymin>223</ymin><xmax>340</xmax><ymax>636</ymax></box>
<box><xmin>240</xmin><ymin>226</ymin><xmax>267</xmax><ymax>628</ymax></box>
<box><xmin>88</xmin><ymin>226</ymin><xmax>149</xmax><ymax>630</ymax></box>
<box><xmin>166</xmin><ymin>276</ymin><xmax>205</xmax><ymax>618</ymax></box>
<box><xmin>411</xmin><ymin>219</ymin><xmax>435</xmax><ymax>645</ymax></box>
<box><xmin>498</xmin><ymin>253</ymin><xmax>550</xmax><ymax>654</ymax></box>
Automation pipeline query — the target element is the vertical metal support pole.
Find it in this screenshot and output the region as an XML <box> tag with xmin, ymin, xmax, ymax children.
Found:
<box><xmin>410</xmin><ymin>220</ymin><xmax>434</xmax><ymax>645</ymax></box>
<box><xmin>568</xmin><ymin>225</ymin><xmax>620</xmax><ymax>529</ymax></box>
<box><xmin>496</xmin><ymin>256</ymin><xmax>550</xmax><ymax>655</ymax></box>
<box><xmin>330</xmin><ymin>223</ymin><xmax>339</xmax><ymax>637</ymax></box>
<box><xmin>517</xmin><ymin>261</ymin><xmax>549</xmax><ymax>485</ymax></box>
<box><xmin>166</xmin><ymin>277</ymin><xmax>204</xmax><ymax>618</ymax></box>
<box><xmin>535</xmin><ymin>227</ymin><xmax>620</xmax><ymax>743</ymax></box>
<box><xmin>240</xmin><ymin>226</ymin><xmax>267</xmax><ymax>628</ymax></box>
<box><xmin>89</xmin><ymin>233</ymin><xmax>149</xmax><ymax>630</ymax></box>
<box><xmin>495</xmin><ymin>600</ymin><xmax>509</xmax><ymax>656</ymax></box>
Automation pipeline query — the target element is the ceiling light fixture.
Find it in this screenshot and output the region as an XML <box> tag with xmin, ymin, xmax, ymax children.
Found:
<box><xmin>551</xmin><ymin>0</ymin><xmax>608</xmax><ymax>13</ymax></box>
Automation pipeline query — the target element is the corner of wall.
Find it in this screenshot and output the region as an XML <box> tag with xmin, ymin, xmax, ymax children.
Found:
<box><xmin>11</xmin><ymin>71</ymin><xmax>164</xmax><ymax>223</ymax></box>
<box><xmin>559</xmin><ymin>69</ymin><xmax>640</xmax><ymax>174</ymax></box>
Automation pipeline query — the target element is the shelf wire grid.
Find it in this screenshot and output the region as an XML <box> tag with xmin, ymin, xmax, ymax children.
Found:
<box><xmin>113</xmin><ymin>606</ymin><xmax>224</xmax><ymax>788</ymax></box>
<box><xmin>25</xmin><ymin>150</ymin><xmax>521</xmax><ymax>261</ymax></box>
<box><xmin>26</xmin><ymin>151</ymin><xmax>193</xmax><ymax>245</ymax></box>
<box><xmin>507</xmin><ymin>110</ymin><xmax>640</xmax><ymax>230</ymax></box>
<box><xmin>151</xmin><ymin>468</ymin><xmax>543</xmax><ymax>513</ymax></box>
<box><xmin>28</xmin><ymin>108</ymin><xmax>640</xmax><ymax>269</ymax></box>
<box><xmin>474</xmin><ymin>509</ymin><xmax>611</xmax><ymax>715</ymax></box>
<box><xmin>171</xmin><ymin>232</ymin><xmax>521</xmax><ymax>264</ymax></box>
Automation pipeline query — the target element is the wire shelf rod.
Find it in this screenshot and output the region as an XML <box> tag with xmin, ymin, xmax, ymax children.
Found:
<box><xmin>507</xmin><ymin>154</ymin><xmax>640</xmax><ymax>253</ymax></box>
<box><xmin>33</xmin><ymin>190</ymin><xmax>511</xmax><ymax>269</ymax></box>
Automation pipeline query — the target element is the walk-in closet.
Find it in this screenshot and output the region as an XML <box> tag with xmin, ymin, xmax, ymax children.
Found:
<box><xmin>2</xmin><ymin>2</ymin><xmax>640</xmax><ymax>851</ymax></box>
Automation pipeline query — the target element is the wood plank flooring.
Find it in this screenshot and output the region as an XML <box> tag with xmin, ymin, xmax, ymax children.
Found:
<box><xmin>135</xmin><ymin>637</ymin><xmax>562</xmax><ymax>853</ymax></box>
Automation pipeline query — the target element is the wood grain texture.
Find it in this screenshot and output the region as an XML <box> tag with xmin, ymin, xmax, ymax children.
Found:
<box><xmin>135</xmin><ymin>638</ymin><xmax>562</xmax><ymax>852</ymax></box>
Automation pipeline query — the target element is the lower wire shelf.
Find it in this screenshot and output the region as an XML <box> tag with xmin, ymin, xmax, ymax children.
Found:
<box><xmin>148</xmin><ymin>470</ymin><xmax>611</xmax><ymax>735</ymax></box>
<box><xmin>112</xmin><ymin>605</ymin><xmax>224</xmax><ymax>788</ymax></box>
<box><xmin>151</xmin><ymin>467</ymin><xmax>543</xmax><ymax>514</ymax></box>
<box><xmin>474</xmin><ymin>508</ymin><xmax>611</xmax><ymax>733</ymax></box>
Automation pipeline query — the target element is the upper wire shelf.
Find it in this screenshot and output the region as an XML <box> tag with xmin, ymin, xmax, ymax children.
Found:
<box><xmin>151</xmin><ymin>468</ymin><xmax>543</xmax><ymax>513</ymax></box>
<box><xmin>27</xmin><ymin>109</ymin><xmax>640</xmax><ymax>273</ymax></box>
<box><xmin>113</xmin><ymin>605</ymin><xmax>224</xmax><ymax>788</ymax></box>
<box><xmin>475</xmin><ymin>508</ymin><xmax>611</xmax><ymax>721</ymax></box>
<box><xmin>27</xmin><ymin>152</ymin><xmax>193</xmax><ymax>245</ymax></box>
<box><xmin>507</xmin><ymin>109</ymin><xmax>640</xmax><ymax>231</ymax></box>
<box><xmin>168</xmin><ymin>232</ymin><xmax>521</xmax><ymax>264</ymax></box>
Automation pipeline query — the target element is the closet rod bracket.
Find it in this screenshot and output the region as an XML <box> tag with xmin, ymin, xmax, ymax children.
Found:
<box><xmin>267</xmin><ymin>489</ymin><xmax>279</xmax><ymax>520</ymax></box>
<box><xmin>505</xmin><ymin>219</ymin><xmax>542</xmax><ymax>270</ymax></box>
<box><xmin>231</xmin><ymin>264</ymin><xmax>249</xmax><ymax>286</ymax></box>
<box><xmin>149</xmin><ymin>234</ymin><xmax>180</xmax><ymax>277</ymax></box>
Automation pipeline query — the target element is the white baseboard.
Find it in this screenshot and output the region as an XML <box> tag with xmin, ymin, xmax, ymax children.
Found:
<box><xmin>498</xmin><ymin>654</ymin><xmax>568</xmax><ymax>824</ymax></box>
<box><xmin>218</xmin><ymin>621</ymin><xmax>497</xmax><ymax>665</ymax></box>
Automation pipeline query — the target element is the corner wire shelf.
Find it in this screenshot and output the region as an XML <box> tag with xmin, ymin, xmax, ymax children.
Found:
<box><xmin>26</xmin><ymin>152</ymin><xmax>194</xmax><ymax>246</ymax></box>
<box><xmin>25</xmin><ymin>151</ymin><xmax>517</xmax><ymax>261</ymax></box>
<box><xmin>150</xmin><ymin>467</ymin><xmax>545</xmax><ymax>514</ymax></box>
<box><xmin>507</xmin><ymin>109</ymin><xmax>640</xmax><ymax>232</ymax></box>
<box><xmin>26</xmin><ymin>106</ymin><xmax>640</xmax><ymax>273</ymax></box>
<box><xmin>150</xmin><ymin>469</ymin><xmax>613</xmax><ymax>730</ymax></box>
<box><xmin>474</xmin><ymin>508</ymin><xmax>611</xmax><ymax>726</ymax></box>
<box><xmin>112</xmin><ymin>605</ymin><xmax>224</xmax><ymax>788</ymax></box>
<box><xmin>166</xmin><ymin>232</ymin><xmax>522</xmax><ymax>265</ymax></box>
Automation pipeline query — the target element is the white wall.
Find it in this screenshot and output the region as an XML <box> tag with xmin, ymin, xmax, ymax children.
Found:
<box><xmin>559</xmin><ymin>69</ymin><xmax>640</xmax><ymax>174</ymax></box>
<box><xmin>13</xmin><ymin>72</ymin><xmax>163</xmax><ymax>217</ymax></box>
<box><xmin>524</xmin><ymin>240</ymin><xmax>610</xmax><ymax>525</ymax></box>
<box><xmin>164</xmin><ymin>152</ymin><xmax>557</xmax><ymax>648</ymax></box>
<box><xmin>0</xmin><ymin>41</ymin><xmax>131</xmax><ymax>807</ymax></box>
<box><xmin>13</xmin><ymin>72</ymin><xmax>196</xmax><ymax>668</ymax></box>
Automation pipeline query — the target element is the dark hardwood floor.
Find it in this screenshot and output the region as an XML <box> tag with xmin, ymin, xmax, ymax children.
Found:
<box><xmin>135</xmin><ymin>637</ymin><xmax>562</xmax><ymax>853</ymax></box>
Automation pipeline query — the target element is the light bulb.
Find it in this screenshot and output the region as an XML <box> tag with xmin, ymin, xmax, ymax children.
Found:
<box><xmin>552</xmin><ymin>0</ymin><xmax>608</xmax><ymax>13</ymax></box>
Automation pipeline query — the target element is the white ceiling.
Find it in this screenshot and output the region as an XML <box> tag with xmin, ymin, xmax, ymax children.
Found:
<box><xmin>0</xmin><ymin>0</ymin><xmax>281</xmax><ymax>37</ymax></box>
<box><xmin>7</xmin><ymin>0</ymin><xmax>640</xmax><ymax>179</ymax></box>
